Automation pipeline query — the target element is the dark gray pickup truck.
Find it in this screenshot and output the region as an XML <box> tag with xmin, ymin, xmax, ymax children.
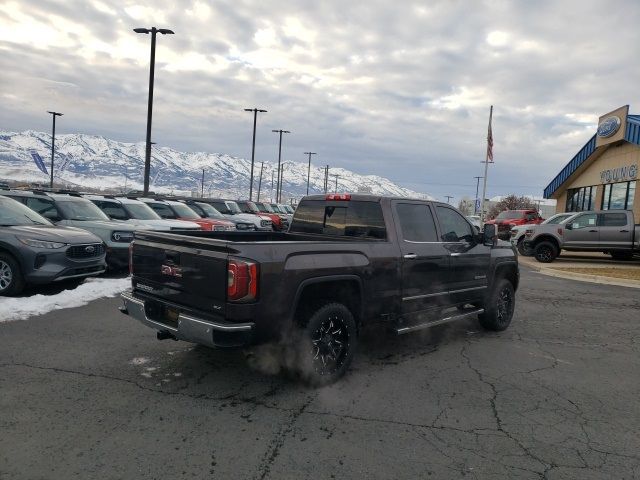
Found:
<box><xmin>121</xmin><ymin>194</ymin><xmax>519</xmax><ymax>384</ymax></box>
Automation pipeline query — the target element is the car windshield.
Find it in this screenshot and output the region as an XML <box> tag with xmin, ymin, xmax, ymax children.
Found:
<box><xmin>195</xmin><ymin>202</ymin><xmax>224</xmax><ymax>219</ymax></box>
<box><xmin>169</xmin><ymin>203</ymin><xmax>200</xmax><ymax>219</ymax></box>
<box><xmin>57</xmin><ymin>199</ymin><xmax>110</xmax><ymax>221</ymax></box>
<box><xmin>0</xmin><ymin>197</ymin><xmax>51</xmax><ymax>226</ymax></box>
<box><xmin>283</xmin><ymin>205</ymin><xmax>294</xmax><ymax>214</ymax></box>
<box><xmin>543</xmin><ymin>214</ymin><xmax>573</xmax><ymax>225</ymax></box>
<box><xmin>225</xmin><ymin>201</ymin><xmax>242</xmax><ymax>214</ymax></box>
<box><xmin>123</xmin><ymin>202</ymin><xmax>162</xmax><ymax>220</ymax></box>
<box><xmin>496</xmin><ymin>211</ymin><xmax>524</xmax><ymax>219</ymax></box>
<box><xmin>259</xmin><ymin>203</ymin><xmax>275</xmax><ymax>213</ymax></box>
<box><xmin>270</xmin><ymin>204</ymin><xmax>283</xmax><ymax>213</ymax></box>
<box><xmin>238</xmin><ymin>201</ymin><xmax>260</xmax><ymax>213</ymax></box>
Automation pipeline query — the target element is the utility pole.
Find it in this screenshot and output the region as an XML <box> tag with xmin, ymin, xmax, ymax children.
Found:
<box><xmin>133</xmin><ymin>26</ymin><xmax>174</xmax><ymax>196</ymax></box>
<box><xmin>201</xmin><ymin>168</ymin><xmax>205</xmax><ymax>197</ymax></box>
<box><xmin>445</xmin><ymin>195</ymin><xmax>453</xmax><ymax>204</ymax></box>
<box><xmin>47</xmin><ymin>111</ymin><xmax>63</xmax><ymax>189</ymax></box>
<box><xmin>244</xmin><ymin>108</ymin><xmax>267</xmax><ymax>200</ymax></box>
<box><xmin>256</xmin><ymin>162</ymin><xmax>264</xmax><ymax>201</ymax></box>
<box><xmin>304</xmin><ymin>152</ymin><xmax>317</xmax><ymax>195</ymax></box>
<box><xmin>272</xmin><ymin>129</ymin><xmax>290</xmax><ymax>202</ymax></box>
<box><xmin>333</xmin><ymin>174</ymin><xmax>340</xmax><ymax>193</ymax></box>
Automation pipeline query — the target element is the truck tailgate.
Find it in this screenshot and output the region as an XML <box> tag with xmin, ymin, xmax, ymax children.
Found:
<box><xmin>131</xmin><ymin>240</ymin><xmax>228</xmax><ymax>314</ymax></box>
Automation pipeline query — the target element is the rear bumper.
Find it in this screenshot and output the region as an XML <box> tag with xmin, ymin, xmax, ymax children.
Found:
<box><xmin>120</xmin><ymin>291</ymin><xmax>255</xmax><ymax>348</ymax></box>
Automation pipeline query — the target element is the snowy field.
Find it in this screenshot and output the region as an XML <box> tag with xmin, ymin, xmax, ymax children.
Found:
<box><xmin>0</xmin><ymin>276</ymin><xmax>130</xmax><ymax>322</ymax></box>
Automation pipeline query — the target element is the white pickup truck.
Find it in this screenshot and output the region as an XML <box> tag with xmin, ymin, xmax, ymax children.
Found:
<box><xmin>523</xmin><ymin>210</ymin><xmax>640</xmax><ymax>262</ymax></box>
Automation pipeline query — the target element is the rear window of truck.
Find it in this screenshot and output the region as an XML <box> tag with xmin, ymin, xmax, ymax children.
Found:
<box><xmin>290</xmin><ymin>200</ymin><xmax>386</xmax><ymax>239</ymax></box>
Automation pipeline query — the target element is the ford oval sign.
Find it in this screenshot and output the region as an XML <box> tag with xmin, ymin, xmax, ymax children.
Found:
<box><xmin>597</xmin><ymin>116</ymin><xmax>621</xmax><ymax>138</ymax></box>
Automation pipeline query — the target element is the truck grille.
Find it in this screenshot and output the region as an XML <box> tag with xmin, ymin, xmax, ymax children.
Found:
<box><xmin>260</xmin><ymin>220</ymin><xmax>272</xmax><ymax>227</ymax></box>
<box><xmin>66</xmin><ymin>243</ymin><xmax>105</xmax><ymax>259</ymax></box>
<box><xmin>235</xmin><ymin>223</ymin><xmax>254</xmax><ymax>230</ymax></box>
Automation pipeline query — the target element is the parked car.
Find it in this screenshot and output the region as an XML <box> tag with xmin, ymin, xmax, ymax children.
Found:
<box><xmin>178</xmin><ymin>200</ymin><xmax>255</xmax><ymax>231</ymax></box>
<box><xmin>0</xmin><ymin>196</ymin><xmax>106</xmax><ymax>295</ymax></box>
<box><xmin>268</xmin><ymin>203</ymin><xmax>293</xmax><ymax>224</ymax></box>
<box><xmin>120</xmin><ymin>193</ymin><xmax>518</xmax><ymax>385</ymax></box>
<box><xmin>510</xmin><ymin>212</ymin><xmax>575</xmax><ymax>255</ymax></box>
<box><xmin>236</xmin><ymin>200</ymin><xmax>284</xmax><ymax>231</ymax></box>
<box><xmin>199</xmin><ymin>199</ymin><xmax>273</xmax><ymax>231</ymax></box>
<box><xmin>85</xmin><ymin>195</ymin><xmax>202</xmax><ymax>231</ymax></box>
<box><xmin>137</xmin><ymin>198</ymin><xmax>235</xmax><ymax>231</ymax></box>
<box><xmin>523</xmin><ymin>210</ymin><xmax>640</xmax><ymax>262</ymax></box>
<box><xmin>486</xmin><ymin>209</ymin><xmax>544</xmax><ymax>240</ymax></box>
<box><xmin>0</xmin><ymin>190</ymin><xmax>139</xmax><ymax>269</ymax></box>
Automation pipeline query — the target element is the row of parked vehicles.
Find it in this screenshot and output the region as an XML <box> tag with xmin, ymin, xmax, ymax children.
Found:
<box><xmin>0</xmin><ymin>187</ymin><xmax>296</xmax><ymax>295</ymax></box>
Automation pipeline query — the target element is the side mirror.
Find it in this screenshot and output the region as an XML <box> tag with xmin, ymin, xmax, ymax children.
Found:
<box><xmin>483</xmin><ymin>224</ymin><xmax>497</xmax><ymax>246</ymax></box>
<box><xmin>565</xmin><ymin>223</ymin><xmax>573</xmax><ymax>230</ymax></box>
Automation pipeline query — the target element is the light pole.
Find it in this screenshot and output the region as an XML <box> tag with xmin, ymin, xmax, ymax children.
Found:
<box><xmin>133</xmin><ymin>26</ymin><xmax>174</xmax><ymax>196</ymax></box>
<box><xmin>279</xmin><ymin>162</ymin><xmax>293</xmax><ymax>202</ymax></box>
<box><xmin>245</xmin><ymin>108</ymin><xmax>267</xmax><ymax>200</ymax></box>
<box><xmin>272</xmin><ymin>129</ymin><xmax>290</xmax><ymax>202</ymax></box>
<box><xmin>333</xmin><ymin>174</ymin><xmax>340</xmax><ymax>193</ymax></box>
<box><xmin>324</xmin><ymin>165</ymin><xmax>329</xmax><ymax>193</ymax></box>
<box><xmin>47</xmin><ymin>111</ymin><xmax>63</xmax><ymax>188</ymax></box>
<box><xmin>256</xmin><ymin>162</ymin><xmax>264</xmax><ymax>201</ymax></box>
<box><xmin>445</xmin><ymin>195</ymin><xmax>453</xmax><ymax>204</ymax></box>
<box><xmin>473</xmin><ymin>176</ymin><xmax>483</xmax><ymax>213</ymax></box>
<box><xmin>201</xmin><ymin>168</ymin><xmax>205</xmax><ymax>197</ymax></box>
<box><xmin>304</xmin><ymin>152</ymin><xmax>317</xmax><ymax>195</ymax></box>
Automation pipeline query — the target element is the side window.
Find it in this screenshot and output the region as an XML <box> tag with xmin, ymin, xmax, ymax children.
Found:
<box><xmin>101</xmin><ymin>202</ymin><xmax>128</xmax><ymax>220</ymax></box>
<box><xmin>26</xmin><ymin>197</ymin><xmax>59</xmax><ymax>220</ymax></box>
<box><xmin>396</xmin><ymin>203</ymin><xmax>438</xmax><ymax>242</ymax></box>
<box><xmin>570</xmin><ymin>213</ymin><xmax>597</xmax><ymax>229</ymax></box>
<box><xmin>599</xmin><ymin>213</ymin><xmax>627</xmax><ymax>227</ymax></box>
<box><xmin>526</xmin><ymin>213</ymin><xmax>537</xmax><ymax>221</ymax></box>
<box><xmin>436</xmin><ymin>206</ymin><xmax>473</xmax><ymax>242</ymax></box>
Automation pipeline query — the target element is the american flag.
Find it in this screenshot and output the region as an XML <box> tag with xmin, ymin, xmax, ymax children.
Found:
<box><xmin>486</xmin><ymin>113</ymin><xmax>494</xmax><ymax>162</ymax></box>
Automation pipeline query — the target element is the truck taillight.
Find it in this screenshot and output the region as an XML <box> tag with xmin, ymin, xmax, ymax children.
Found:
<box><xmin>128</xmin><ymin>241</ymin><xmax>134</xmax><ymax>275</ymax></box>
<box><xmin>227</xmin><ymin>258</ymin><xmax>259</xmax><ymax>301</ymax></box>
<box><xmin>326</xmin><ymin>193</ymin><xmax>351</xmax><ymax>201</ymax></box>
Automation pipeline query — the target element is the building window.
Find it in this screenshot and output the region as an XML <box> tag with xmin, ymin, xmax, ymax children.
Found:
<box><xmin>601</xmin><ymin>181</ymin><xmax>636</xmax><ymax>210</ymax></box>
<box><xmin>566</xmin><ymin>186</ymin><xmax>597</xmax><ymax>212</ymax></box>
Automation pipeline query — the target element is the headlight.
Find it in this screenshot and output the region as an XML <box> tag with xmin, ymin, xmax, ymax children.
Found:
<box><xmin>18</xmin><ymin>238</ymin><xmax>67</xmax><ymax>249</ymax></box>
<box><xmin>111</xmin><ymin>231</ymin><xmax>135</xmax><ymax>242</ymax></box>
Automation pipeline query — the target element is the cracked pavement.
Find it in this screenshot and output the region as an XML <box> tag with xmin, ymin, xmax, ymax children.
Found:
<box><xmin>1</xmin><ymin>267</ymin><xmax>639</xmax><ymax>479</ymax></box>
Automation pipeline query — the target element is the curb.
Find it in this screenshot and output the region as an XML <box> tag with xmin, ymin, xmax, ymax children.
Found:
<box><xmin>519</xmin><ymin>258</ymin><xmax>640</xmax><ymax>289</ymax></box>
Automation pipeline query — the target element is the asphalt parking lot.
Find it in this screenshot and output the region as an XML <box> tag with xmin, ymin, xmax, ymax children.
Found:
<box><xmin>1</xmin><ymin>267</ymin><xmax>639</xmax><ymax>479</ymax></box>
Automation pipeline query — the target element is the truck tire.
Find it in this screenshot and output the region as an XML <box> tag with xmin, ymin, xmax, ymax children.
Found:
<box><xmin>534</xmin><ymin>241</ymin><xmax>558</xmax><ymax>263</ymax></box>
<box><xmin>610</xmin><ymin>251</ymin><xmax>634</xmax><ymax>261</ymax></box>
<box><xmin>516</xmin><ymin>237</ymin><xmax>527</xmax><ymax>256</ymax></box>
<box><xmin>478</xmin><ymin>278</ymin><xmax>515</xmax><ymax>331</ymax></box>
<box><xmin>0</xmin><ymin>252</ymin><xmax>25</xmax><ymax>297</ymax></box>
<box><xmin>295</xmin><ymin>303</ymin><xmax>357</xmax><ymax>386</ymax></box>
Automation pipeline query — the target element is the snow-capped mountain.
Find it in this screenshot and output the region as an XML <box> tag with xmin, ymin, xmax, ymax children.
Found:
<box><xmin>0</xmin><ymin>130</ymin><xmax>431</xmax><ymax>200</ymax></box>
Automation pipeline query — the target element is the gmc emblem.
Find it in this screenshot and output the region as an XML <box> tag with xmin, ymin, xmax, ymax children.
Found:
<box><xmin>161</xmin><ymin>264</ymin><xmax>183</xmax><ymax>278</ymax></box>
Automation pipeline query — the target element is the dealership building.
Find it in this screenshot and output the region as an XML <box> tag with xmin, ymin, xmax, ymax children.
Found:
<box><xmin>544</xmin><ymin>105</ymin><xmax>639</xmax><ymax>217</ymax></box>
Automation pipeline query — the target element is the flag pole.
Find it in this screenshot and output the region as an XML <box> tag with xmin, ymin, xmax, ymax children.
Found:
<box><xmin>479</xmin><ymin>105</ymin><xmax>493</xmax><ymax>225</ymax></box>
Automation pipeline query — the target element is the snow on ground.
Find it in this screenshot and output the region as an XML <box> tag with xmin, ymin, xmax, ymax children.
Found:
<box><xmin>0</xmin><ymin>276</ymin><xmax>131</xmax><ymax>323</ymax></box>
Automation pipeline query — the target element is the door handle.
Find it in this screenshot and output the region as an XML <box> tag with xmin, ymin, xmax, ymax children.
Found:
<box><xmin>588</xmin><ymin>230</ymin><xmax>597</xmax><ymax>232</ymax></box>
<box><xmin>403</xmin><ymin>254</ymin><xmax>417</xmax><ymax>260</ymax></box>
<box><xmin>620</xmin><ymin>230</ymin><xmax>629</xmax><ymax>233</ymax></box>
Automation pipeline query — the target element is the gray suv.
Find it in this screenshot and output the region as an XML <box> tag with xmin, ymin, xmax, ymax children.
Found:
<box><xmin>0</xmin><ymin>190</ymin><xmax>141</xmax><ymax>269</ymax></box>
<box><xmin>0</xmin><ymin>196</ymin><xmax>106</xmax><ymax>296</ymax></box>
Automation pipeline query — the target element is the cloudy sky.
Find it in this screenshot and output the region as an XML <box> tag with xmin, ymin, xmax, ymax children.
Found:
<box><xmin>1</xmin><ymin>0</ymin><xmax>639</xmax><ymax>202</ymax></box>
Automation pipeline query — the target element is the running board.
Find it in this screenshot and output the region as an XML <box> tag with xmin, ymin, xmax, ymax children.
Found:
<box><xmin>395</xmin><ymin>308</ymin><xmax>484</xmax><ymax>335</ymax></box>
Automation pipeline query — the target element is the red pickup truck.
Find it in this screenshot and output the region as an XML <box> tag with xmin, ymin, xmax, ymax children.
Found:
<box><xmin>486</xmin><ymin>209</ymin><xmax>544</xmax><ymax>239</ymax></box>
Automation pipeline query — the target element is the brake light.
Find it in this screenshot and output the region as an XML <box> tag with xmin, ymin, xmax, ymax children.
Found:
<box><xmin>227</xmin><ymin>258</ymin><xmax>259</xmax><ymax>301</ymax></box>
<box><xmin>325</xmin><ymin>193</ymin><xmax>351</xmax><ymax>201</ymax></box>
<box><xmin>128</xmin><ymin>241</ymin><xmax>134</xmax><ymax>275</ymax></box>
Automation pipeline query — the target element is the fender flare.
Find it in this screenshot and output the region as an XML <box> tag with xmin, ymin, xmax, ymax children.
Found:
<box><xmin>290</xmin><ymin>274</ymin><xmax>364</xmax><ymax>322</ymax></box>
